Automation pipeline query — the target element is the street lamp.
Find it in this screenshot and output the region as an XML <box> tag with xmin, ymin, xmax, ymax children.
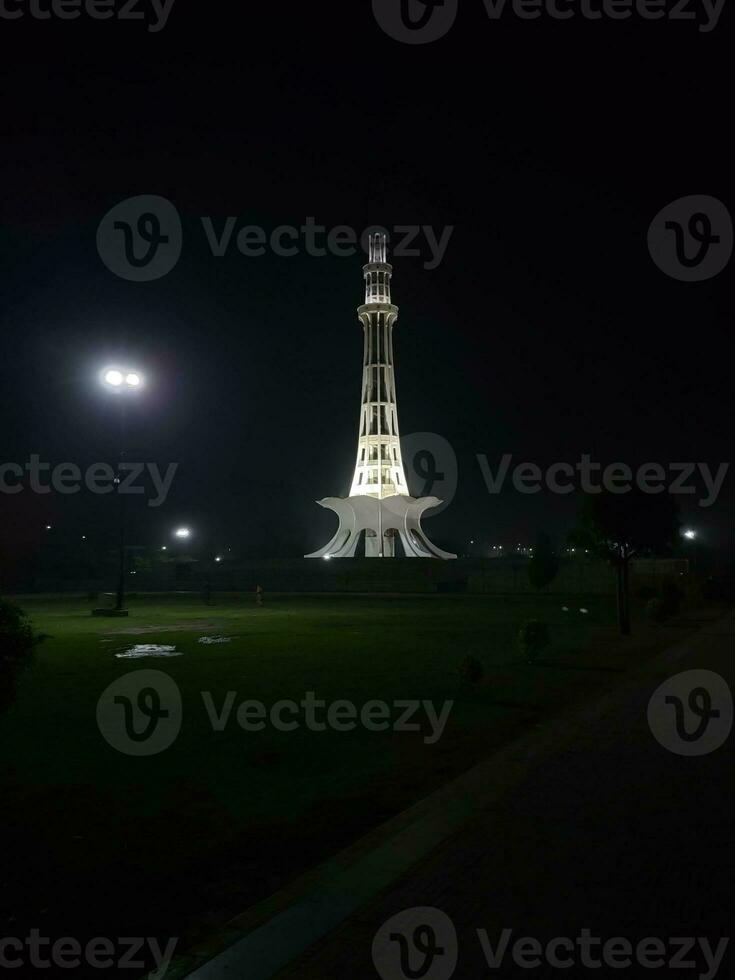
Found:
<box><xmin>101</xmin><ymin>365</ymin><xmax>144</xmax><ymax>615</ymax></box>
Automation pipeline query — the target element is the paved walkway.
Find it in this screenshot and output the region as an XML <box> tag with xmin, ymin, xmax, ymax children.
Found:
<box><xmin>271</xmin><ymin>610</ymin><xmax>735</xmax><ymax>979</ymax></box>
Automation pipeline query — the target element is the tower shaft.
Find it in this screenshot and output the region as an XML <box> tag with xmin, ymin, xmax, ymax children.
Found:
<box><xmin>349</xmin><ymin>234</ymin><xmax>409</xmax><ymax>499</ymax></box>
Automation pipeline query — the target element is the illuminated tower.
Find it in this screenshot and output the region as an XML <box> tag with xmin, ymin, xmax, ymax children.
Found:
<box><xmin>349</xmin><ymin>232</ymin><xmax>409</xmax><ymax>499</ymax></box>
<box><xmin>306</xmin><ymin>234</ymin><xmax>455</xmax><ymax>559</ymax></box>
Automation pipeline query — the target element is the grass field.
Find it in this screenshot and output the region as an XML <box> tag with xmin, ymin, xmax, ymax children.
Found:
<box><xmin>0</xmin><ymin>592</ymin><xmax>693</xmax><ymax>972</ymax></box>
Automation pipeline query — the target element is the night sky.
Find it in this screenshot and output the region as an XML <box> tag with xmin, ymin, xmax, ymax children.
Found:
<box><xmin>1</xmin><ymin>2</ymin><xmax>732</xmax><ymax>567</ymax></box>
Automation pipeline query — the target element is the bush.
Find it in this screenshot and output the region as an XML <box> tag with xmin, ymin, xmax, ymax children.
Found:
<box><xmin>518</xmin><ymin>620</ymin><xmax>550</xmax><ymax>663</ymax></box>
<box><xmin>458</xmin><ymin>654</ymin><xmax>484</xmax><ymax>686</ymax></box>
<box><xmin>0</xmin><ymin>598</ymin><xmax>44</xmax><ymax>713</ymax></box>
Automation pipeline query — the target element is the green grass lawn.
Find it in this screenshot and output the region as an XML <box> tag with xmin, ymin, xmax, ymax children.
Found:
<box><xmin>0</xmin><ymin>592</ymin><xmax>678</xmax><ymax>968</ymax></box>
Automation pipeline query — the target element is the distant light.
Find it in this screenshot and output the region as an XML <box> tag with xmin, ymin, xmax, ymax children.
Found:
<box><xmin>161</xmin><ymin>546</ymin><xmax>167</xmax><ymax>551</ymax></box>
<box><xmin>215</xmin><ymin>556</ymin><xmax>222</xmax><ymax>563</ymax></box>
<box><xmin>683</xmin><ymin>529</ymin><xmax>697</xmax><ymax>541</ymax></box>
<box><xmin>104</xmin><ymin>369</ymin><xmax>123</xmax><ymax>387</ymax></box>
<box><xmin>175</xmin><ymin>528</ymin><xmax>191</xmax><ymax>539</ymax></box>
<box><xmin>125</xmin><ymin>373</ymin><xmax>141</xmax><ymax>387</ymax></box>
<box><xmin>82</xmin><ymin>535</ymin><xmax>86</xmax><ymax>540</ymax></box>
<box><xmin>45</xmin><ymin>525</ymin><xmax>52</xmax><ymax>530</ymax></box>
<box><xmin>323</xmin><ymin>555</ymin><xmax>332</xmax><ymax>561</ymax></box>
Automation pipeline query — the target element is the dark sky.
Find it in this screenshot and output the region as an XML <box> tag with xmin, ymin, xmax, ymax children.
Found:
<box><xmin>1</xmin><ymin>1</ymin><xmax>732</xmax><ymax>563</ymax></box>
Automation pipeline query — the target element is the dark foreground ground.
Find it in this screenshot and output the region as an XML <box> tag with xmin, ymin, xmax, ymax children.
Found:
<box><xmin>0</xmin><ymin>594</ymin><xmax>720</xmax><ymax>977</ymax></box>
<box><xmin>273</xmin><ymin>607</ymin><xmax>735</xmax><ymax>980</ymax></box>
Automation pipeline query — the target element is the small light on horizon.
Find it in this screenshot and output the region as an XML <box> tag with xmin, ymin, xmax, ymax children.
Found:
<box><xmin>174</xmin><ymin>527</ymin><xmax>191</xmax><ymax>539</ymax></box>
<box><xmin>683</xmin><ymin>529</ymin><xmax>697</xmax><ymax>540</ymax></box>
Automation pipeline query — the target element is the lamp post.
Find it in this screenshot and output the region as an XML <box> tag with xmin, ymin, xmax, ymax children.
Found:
<box><xmin>102</xmin><ymin>367</ymin><xmax>144</xmax><ymax>614</ymax></box>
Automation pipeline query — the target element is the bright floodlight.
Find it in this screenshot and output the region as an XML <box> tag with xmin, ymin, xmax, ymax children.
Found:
<box><xmin>103</xmin><ymin>367</ymin><xmax>143</xmax><ymax>389</ymax></box>
<box><xmin>175</xmin><ymin>527</ymin><xmax>191</xmax><ymax>539</ymax></box>
<box><xmin>683</xmin><ymin>529</ymin><xmax>697</xmax><ymax>540</ymax></box>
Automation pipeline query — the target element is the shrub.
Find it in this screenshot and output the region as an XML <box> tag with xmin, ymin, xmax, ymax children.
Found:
<box><xmin>0</xmin><ymin>598</ymin><xmax>44</xmax><ymax>714</ymax></box>
<box><xmin>518</xmin><ymin>620</ymin><xmax>550</xmax><ymax>663</ymax></box>
<box><xmin>458</xmin><ymin>654</ymin><xmax>484</xmax><ymax>686</ymax></box>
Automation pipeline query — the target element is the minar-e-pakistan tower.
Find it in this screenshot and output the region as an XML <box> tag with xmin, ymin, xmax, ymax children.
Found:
<box><xmin>306</xmin><ymin>234</ymin><xmax>455</xmax><ymax>559</ymax></box>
